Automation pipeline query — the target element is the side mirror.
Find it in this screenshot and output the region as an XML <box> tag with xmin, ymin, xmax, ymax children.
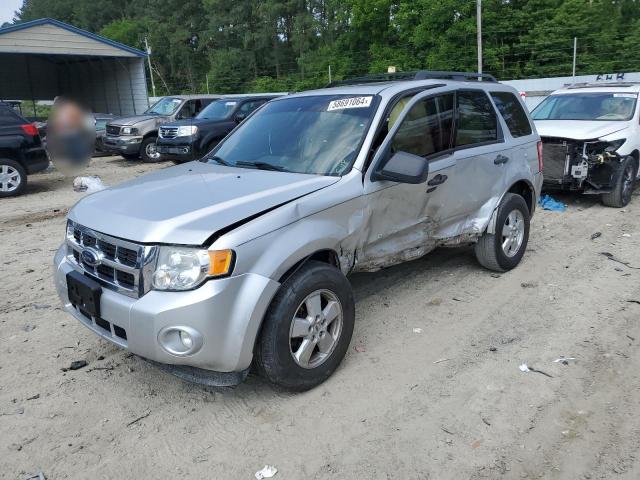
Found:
<box><xmin>372</xmin><ymin>151</ymin><xmax>430</xmax><ymax>184</ymax></box>
<box><xmin>234</xmin><ymin>113</ymin><xmax>247</xmax><ymax>123</ymax></box>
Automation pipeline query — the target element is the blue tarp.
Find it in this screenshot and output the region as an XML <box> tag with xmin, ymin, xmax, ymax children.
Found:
<box><xmin>538</xmin><ymin>194</ymin><xmax>566</xmax><ymax>212</ymax></box>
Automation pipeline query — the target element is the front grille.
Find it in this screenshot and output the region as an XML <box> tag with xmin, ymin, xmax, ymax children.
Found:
<box><xmin>159</xmin><ymin>126</ymin><xmax>179</xmax><ymax>139</ymax></box>
<box><xmin>106</xmin><ymin>125</ymin><xmax>121</xmax><ymax>136</ymax></box>
<box><xmin>66</xmin><ymin>222</ymin><xmax>157</xmax><ymax>298</ymax></box>
<box><xmin>75</xmin><ymin>306</ymin><xmax>128</xmax><ymax>344</ymax></box>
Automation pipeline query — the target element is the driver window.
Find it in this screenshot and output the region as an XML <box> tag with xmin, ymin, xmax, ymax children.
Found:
<box><xmin>178</xmin><ymin>100</ymin><xmax>197</xmax><ymax>119</ymax></box>
<box><xmin>391</xmin><ymin>94</ymin><xmax>454</xmax><ymax>157</ymax></box>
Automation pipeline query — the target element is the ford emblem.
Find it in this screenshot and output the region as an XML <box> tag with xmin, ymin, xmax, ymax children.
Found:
<box><xmin>80</xmin><ymin>248</ymin><xmax>102</xmax><ymax>267</ymax></box>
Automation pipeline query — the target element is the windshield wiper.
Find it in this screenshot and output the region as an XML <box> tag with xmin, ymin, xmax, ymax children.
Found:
<box><xmin>209</xmin><ymin>155</ymin><xmax>229</xmax><ymax>166</ymax></box>
<box><xmin>236</xmin><ymin>161</ymin><xmax>287</xmax><ymax>172</ymax></box>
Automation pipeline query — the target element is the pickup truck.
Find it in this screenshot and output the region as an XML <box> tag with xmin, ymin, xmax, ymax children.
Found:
<box><xmin>103</xmin><ymin>95</ymin><xmax>221</xmax><ymax>162</ymax></box>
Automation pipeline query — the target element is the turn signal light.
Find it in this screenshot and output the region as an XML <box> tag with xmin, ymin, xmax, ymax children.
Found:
<box><xmin>208</xmin><ymin>250</ymin><xmax>234</xmax><ymax>276</ymax></box>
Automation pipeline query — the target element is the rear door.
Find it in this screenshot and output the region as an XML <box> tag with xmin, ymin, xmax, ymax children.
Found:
<box><xmin>435</xmin><ymin>89</ymin><xmax>508</xmax><ymax>237</ymax></box>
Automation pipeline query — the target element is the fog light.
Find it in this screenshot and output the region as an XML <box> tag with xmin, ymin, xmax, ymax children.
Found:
<box><xmin>179</xmin><ymin>330</ymin><xmax>193</xmax><ymax>349</ymax></box>
<box><xmin>158</xmin><ymin>326</ymin><xmax>203</xmax><ymax>356</ymax></box>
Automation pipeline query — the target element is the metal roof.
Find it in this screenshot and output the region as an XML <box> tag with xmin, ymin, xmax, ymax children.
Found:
<box><xmin>0</xmin><ymin>18</ymin><xmax>147</xmax><ymax>57</ymax></box>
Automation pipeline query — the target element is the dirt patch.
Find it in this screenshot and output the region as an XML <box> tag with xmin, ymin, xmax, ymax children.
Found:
<box><xmin>1</xmin><ymin>159</ymin><xmax>640</xmax><ymax>479</ymax></box>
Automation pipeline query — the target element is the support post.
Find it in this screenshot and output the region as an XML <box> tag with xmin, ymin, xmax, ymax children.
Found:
<box><xmin>145</xmin><ymin>37</ymin><xmax>157</xmax><ymax>98</ymax></box>
<box><xmin>572</xmin><ymin>37</ymin><xmax>577</xmax><ymax>83</ymax></box>
<box><xmin>477</xmin><ymin>0</ymin><xmax>483</xmax><ymax>76</ymax></box>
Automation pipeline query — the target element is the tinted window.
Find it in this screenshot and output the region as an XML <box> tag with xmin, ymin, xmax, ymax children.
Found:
<box><xmin>491</xmin><ymin>92</ymin><xmax>532</xmax><ymax>137</ymax></box>
<box><xmin>239</xmin><ymin>100</ymin><xmax>267</xmax><ymax>114</ymax></box>
<box><xmin>455</xmin><ymin>91</ymin><xmax>498</xmax><ymax>147</ymax></box>
<box><xmin>0</xmin><ymin>106</ymin><xmax>20</xmax><ymax>126</ymax></box>
<box><xmin>391</xmin><ymin>94</ymin><xmax>454</xmax><ymax>157</ymax></box>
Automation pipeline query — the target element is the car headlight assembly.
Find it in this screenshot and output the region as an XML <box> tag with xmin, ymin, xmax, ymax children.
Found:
<box><xmin>177</xmin><ymin>125</ymin><xmax>198</xmax><ymax>137</ymax></box>
<box><xmin>152</xmin><ymin>247</ymin><xmax>234</xmax><ymax>291</ymax></box>
<box><xmin>121</xmin><ymin>127</ymin><xmax>138</xmax><ymax>135</ymax></box>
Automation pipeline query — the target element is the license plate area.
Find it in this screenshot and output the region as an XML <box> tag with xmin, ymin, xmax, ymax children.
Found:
<box><xmin>67</xmin><ymin>270</ymin><xmax>102</xmax><ymax>318</ymax></box>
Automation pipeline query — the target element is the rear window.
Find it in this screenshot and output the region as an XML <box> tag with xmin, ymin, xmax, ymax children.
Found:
<box><xmin>0</xmin><ymin>106</ymin><xmax>20</xmax><ymax>126</ymax></box>
<box><xmin>490</xmin><ymin>92</ymin><xmax>532</xmax><ymax>138</ymax></box>
<box><xmin>455</xmin><ymin>91</ymin><xmax>498</xmax><ymax>147</ymax></box>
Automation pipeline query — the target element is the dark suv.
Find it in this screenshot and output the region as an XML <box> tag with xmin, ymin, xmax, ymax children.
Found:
<box><xmin>0</xmin><ymin>102</ymin><xmax>49</xmax><ymax>197</ymax></box>
<box><xmin>156</xmin><ymin>95</ymin><xmax>282</xmax><ymax>163</ymax></box>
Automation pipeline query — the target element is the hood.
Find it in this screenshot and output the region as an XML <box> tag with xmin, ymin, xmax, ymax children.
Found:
<box><xmin>165</xmin><ymin>117</ymin><xmax>231</xmax><ymax>128</ymax></box>
<box><xmin>110</xmin><ymin>114</ymin><xmax>165</xmax><ymax>126</ymax></box>
<box><xmin>69</xmin><ymin>162</ymin><xmax>340</xmax><ymax>245</ymax></box>
<box><xmin>535</xmin><ymin>120</ymin><xmax>628</xmax><ymax>141</ymax></box>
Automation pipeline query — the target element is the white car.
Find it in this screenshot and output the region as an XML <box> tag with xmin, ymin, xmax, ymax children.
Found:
<box><xmin>532</xmin><ymin>83</ymin><xmax>640</xmax><ymax>207</ymax></box>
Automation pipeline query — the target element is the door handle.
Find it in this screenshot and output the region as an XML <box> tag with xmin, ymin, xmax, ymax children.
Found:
<box><xmin>494</xmin><ymin>154</ymin><xmax>510</xmax><ymax>165</ymax></box>
<box><xmin>427</xmin><ymin>174</ymin><xmax>448</xmax><ymax>186</ymax></box>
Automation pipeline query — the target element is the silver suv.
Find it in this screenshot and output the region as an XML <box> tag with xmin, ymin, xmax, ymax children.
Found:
<box><xmin>54</xmin><ymin>72</ymin><xmax>542</xmax><ymax>391</ymax></box>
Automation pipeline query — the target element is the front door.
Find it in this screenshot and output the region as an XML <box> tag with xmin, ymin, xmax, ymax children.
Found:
<box><xmin>359</xmin><ymin>90</ymin><xmax>457</xmax><ymax>270</ymax></box>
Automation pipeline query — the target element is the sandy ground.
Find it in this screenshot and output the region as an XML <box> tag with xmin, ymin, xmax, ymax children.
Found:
<box><xmin>2</xmin><ymin>156</ymin><xmax>640</xmax><ymax>480</ymax></box>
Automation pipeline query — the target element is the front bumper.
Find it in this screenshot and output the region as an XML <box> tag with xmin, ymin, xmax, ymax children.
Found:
<box><xmin>156</xmin><ymin>137</ymin><xmax>197</xmax><ymax>161</ymax></box>
<box><xmin>53</xmin><ymin>245</ymin><xmax>280</xmax><ymax>375</ymax></box>
<box><xmin>102</xmin><ymin>135</ymin><xmax>142</xmax><ymax>155</ymax></box>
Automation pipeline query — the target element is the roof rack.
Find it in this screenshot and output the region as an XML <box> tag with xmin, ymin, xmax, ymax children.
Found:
<box><xmin>327</xmin><ymin>70</ymin><xmax>497</xmax><ymax>87</ymax></box>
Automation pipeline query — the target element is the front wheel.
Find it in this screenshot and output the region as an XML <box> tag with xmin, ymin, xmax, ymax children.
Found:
<box><xmin>255</xmin><ymin>261</ymin><xmax>355</xmax><ymax>391</ymax></box>
<box><xmin>0</xmin><ymin>159</ymin><xmax>27</xmax><ymax>198</ymax></box>
<box><xmin>141</xmin><ymin>136</ymin><xmax>161</xmax><ymax>163</ymax></box>
<box><xmin>475</xmin><ymin>193</ymin><xmax>530</xmax><ymax>272</ymax></box>
<box><xmin>601</xmin><ymin>156</ymin><xmax>637</xmax><ymax>208</ymax></box>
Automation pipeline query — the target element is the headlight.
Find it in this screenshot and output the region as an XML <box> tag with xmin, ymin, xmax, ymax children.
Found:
<box><xmin>121</xmin><ymin>127</ymin><xmax>138</xmax><ymax>135</ymax></box>
<box><xmin>152</xmin><ymin>247</ymin><xmax>234</xmax><ymax>291</ymax></box>
<box><xmin>177</xmin><ymin>125</ymin><xmax>198</xmax><ymax>136</ymax></box>
<box><xmin>607</xmin><ymin>138</ymin><xmax>626</xmax><ymax>151</ymax></box>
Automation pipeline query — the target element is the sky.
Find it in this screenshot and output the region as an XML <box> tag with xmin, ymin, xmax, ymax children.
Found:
<box><xmin>0</xmin><ymin>0</ymin><xmax>22</xmax><ymax>26</ymax></box>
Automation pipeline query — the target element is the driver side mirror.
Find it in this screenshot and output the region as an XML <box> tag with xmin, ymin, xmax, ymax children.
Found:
<box><xmin>372</xmin><ymin>151</ymin><xmax>430</xmax><ymax>184</ymax></box>
<box><xmin>234</xmin><ymin>113</ymin><xmax>247</xmax><ymax>123</ymax></box>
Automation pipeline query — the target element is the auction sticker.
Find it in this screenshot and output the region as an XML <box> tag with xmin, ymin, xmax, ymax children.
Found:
<box><xmin>613</xmin><ymin>93</ymin><xmax>637</xmax><ymax>98</ymax></box>
<box><xmin>328</xmin><ymin>96</ymin><xmax>373</xmax><ymax>111</ymax></box>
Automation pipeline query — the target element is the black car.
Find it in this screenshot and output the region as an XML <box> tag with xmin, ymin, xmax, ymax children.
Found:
<box><xmin>156</xmin><ymin>95</ymin><xmax>282</xmax><ymax>163</ymax></box>
<box><xmin>93</xmin><ymin>113</ymin><xmax>115</xmax><ymax>156</ymax></box>
<box><xmin>0</xmin><ymin>102</ymin><xmax>49</xmax><ymax>197</ymax></box>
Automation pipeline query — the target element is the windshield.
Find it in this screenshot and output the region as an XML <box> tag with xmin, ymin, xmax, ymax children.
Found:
<box><xmin>532</xmin><ymin>92</ymin><xmax>638</xmax><ymax>121</ymax></box>
<box><xmin>196</xmin><ymin>100</ymin><xmax>237</xmax><ymax>120</ymax></box>
<box><xmin>145</xmin><ymin>97</ymin><xmax>183</xmax><ymax>115</ymax></box>
<box><xmin>205</xmin><ymin>95</ymin><xmax>378</xmax><ymax>176</ymax></box>
<box><xmin>95</xmin><ymin>119</ymin><xmax>109</xmax><ymax>131</ymax></box>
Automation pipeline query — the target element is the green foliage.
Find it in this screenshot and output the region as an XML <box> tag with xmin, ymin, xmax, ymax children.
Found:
<box><xmin>12</xmin><ymin>0</ymin><xmax>640</xmax><ymax>94</ymax></box>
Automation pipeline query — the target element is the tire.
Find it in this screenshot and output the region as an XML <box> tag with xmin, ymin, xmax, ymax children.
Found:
<box><xmin>475</xmin><ymin>193</ymin><xmax>530</xmax><ymax>272</ymax></box>
<box><xmin>255</xmin><ymin>260</ymin><xmax>355</xmax><ymax>391</ymax></box>
<box><xmin>0</xmin><ymin>159</ymin><xmax>27</xmax><ymax>198</ymax></box>
<box><xmin>601</xmin><ymin>156</ymin><xmax>637</xmax><ymax>208</ymax></box>
<box><xmin>121</xmin><ymin>152</ymin><xmax>139</xmax><ymax>160</ymax></box>
<box><xmin>140</xmin><ymin>136</ymin><xmax>161</xmax><ymax>163</ymax></box>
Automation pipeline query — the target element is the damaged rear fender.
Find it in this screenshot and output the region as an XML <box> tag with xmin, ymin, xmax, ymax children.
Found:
<box><xmin>486</xmin><ymin>180</ymin><xmax>536</xmax><ymax>235</ymax></box>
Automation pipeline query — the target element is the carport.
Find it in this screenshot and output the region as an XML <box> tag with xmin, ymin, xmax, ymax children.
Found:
<box><xmin>0</xmin><ymin>18</ymin><xmax>149</xmax><ymax>116</ymax></box>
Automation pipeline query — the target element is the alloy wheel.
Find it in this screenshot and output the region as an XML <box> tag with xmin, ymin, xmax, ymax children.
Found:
<box><xmin>289</xmin><ymin>289</ymin><xmax>343</xmax><ymax>369</ymax></box>
<box><xmin>0</xmin><ymin>165</ymin><xmax>21</xmax><ymax>192</ymax></box>
<box><xmin>501</xmin><ymin>209</ymin><xmax>525</xmax><ymax>258</ymax></box>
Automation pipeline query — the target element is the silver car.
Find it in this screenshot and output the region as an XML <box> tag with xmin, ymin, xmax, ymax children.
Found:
<box><xmin>54</xmin><ymin>72</ymin><xmax>543</xmax><ymax>390</ymax></box>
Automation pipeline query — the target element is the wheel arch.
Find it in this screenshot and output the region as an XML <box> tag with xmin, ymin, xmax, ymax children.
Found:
<box><xmin>278</xmin><ymin>249</ymin><xmax>340</xmax><ymax>284</ymax></box>
<box><xmin>486</xmin><ymin>179</ymin><xmax>535</xmax><ymax>235</ymax></box>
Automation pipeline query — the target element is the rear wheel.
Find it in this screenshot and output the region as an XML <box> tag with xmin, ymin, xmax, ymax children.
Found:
<box><xmin>475</xmin><ymin>193</ymin><xmax>530</xmax><ymax>272</ymax></box>
<box><xmin>601</xmin><ymin>156</ymin><xmax>637</xmax><ymax>208</ymax></box>
<box><xmin>0</xmin><ymin>159</ymin><xmax>27</xmax><ymax>198</ymax></box>
<box><xmin>141</xmin><ymin>136</ymin><xmax>161</xmax><ymax>163</ymax></box>
<box><xmin>255</xmin><ymin>261</ymin><xmax>355</xmax><ymax>391</ymax></box>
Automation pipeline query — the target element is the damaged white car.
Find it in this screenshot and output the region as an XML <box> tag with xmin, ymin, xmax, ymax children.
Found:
<box><xmin>54</xmin><ymin>72</ymin><xmax>542</xmax><ymax>390</ymax></box>
<box><xmin>533</xmin><ymin>83</ymin><xmax>640</xmax><ymax>207</ymax></box>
